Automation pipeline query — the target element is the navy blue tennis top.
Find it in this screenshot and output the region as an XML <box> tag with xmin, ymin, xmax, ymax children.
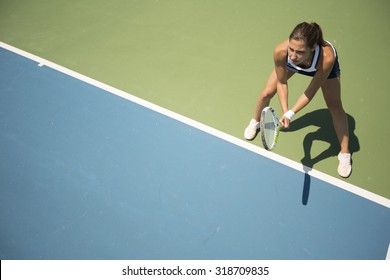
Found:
<box><xmin>286</xmin><ymin>41</ymin><xmax>340</xmax><ymax>79</ymax></box>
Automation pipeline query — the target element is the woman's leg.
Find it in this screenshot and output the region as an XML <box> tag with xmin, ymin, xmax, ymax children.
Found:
<box><xmin>252</xmin><ymin>69</ymin><xmax>279</xmax><ymax>122</ymax></box>
<box><xmin>321</xmin><ymin>77</ymin><xmax>351</xmax><ymax>177</ymax></box>
<box><xmin>321</xmin><ymin>77</ymin><xmax>349</xmax><ymax>153</ymax></box>
<box><xmin>245</xmin><ymin>69</ymin><xmax>294</xmax><ymax>140</ymax></box>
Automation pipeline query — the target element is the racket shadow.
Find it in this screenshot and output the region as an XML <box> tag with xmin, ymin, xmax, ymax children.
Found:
<box><xmin>284</xmin><ymin>109</ymin><xmax>360</xmax><ymax>205</ymax></box>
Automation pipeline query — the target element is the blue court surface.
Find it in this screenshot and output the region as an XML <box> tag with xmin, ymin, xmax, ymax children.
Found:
<box><xmin>1</xmin><ymin>46</ymin><xmax>389</xmax><ymax>260</ymax></box>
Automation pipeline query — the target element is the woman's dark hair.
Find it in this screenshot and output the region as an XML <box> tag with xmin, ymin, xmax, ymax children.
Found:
<box><xmin>289</xmin><ymin>22</ymin><xmax>325</xmax><ymax>49</ymax></box>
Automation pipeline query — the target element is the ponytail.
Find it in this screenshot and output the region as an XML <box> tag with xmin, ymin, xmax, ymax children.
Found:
<box><xmin>289</xmin><ymin>22</ymin><xmax>325</xmax><ymax>48</ymax></box>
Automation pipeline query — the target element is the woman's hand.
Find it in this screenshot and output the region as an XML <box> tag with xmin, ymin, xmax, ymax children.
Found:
<box><xmin>280</xmin><ymin>110</ymin><xmax>295</xmax><ymax>128</ymax></box>
<box><xmin>280</xmin><ymin>115</ymin><xmax>291</xmax><ymax>129</ymax></box>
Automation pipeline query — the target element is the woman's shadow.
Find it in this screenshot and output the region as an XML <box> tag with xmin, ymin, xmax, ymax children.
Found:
<box><xmin>283</xmin><ymin>109</ymin><xmax>360</xmax><ymax>205</ymax></box>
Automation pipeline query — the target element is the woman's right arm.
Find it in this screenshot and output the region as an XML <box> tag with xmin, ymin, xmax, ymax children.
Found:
<box><xmin>274</xmin><ymin>41</ymin><xmax>290</xmax><ymax>126</ymax></box>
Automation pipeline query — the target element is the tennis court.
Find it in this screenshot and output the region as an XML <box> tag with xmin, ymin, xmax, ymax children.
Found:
<box><xmin>1</xmin><ymin>0</ymin><xmax>389</xmax><ymax>260</ymax></box>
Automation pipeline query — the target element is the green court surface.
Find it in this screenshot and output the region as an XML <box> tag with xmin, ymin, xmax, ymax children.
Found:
<box><xmin>0</xmin><ymin>0</ymin><xmax>389</xmax><ymax>199</ymax></box>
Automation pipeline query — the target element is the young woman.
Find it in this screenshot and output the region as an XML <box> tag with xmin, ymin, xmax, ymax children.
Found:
<box><xmin>244</xmin><ymin>22</ymin><xmax>352</xmax><ymax>178</ymax></box>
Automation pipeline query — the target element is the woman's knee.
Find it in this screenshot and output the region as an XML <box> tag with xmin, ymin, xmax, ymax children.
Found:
<box><xmin>326</xmin><ymin>101</ymin><xmax>344</xmax><ymax>114</ymax></box>
<box><xmin>258</xmin><ymin>89</ymin><xmax>276</xmax><ymax>103</ymax></box>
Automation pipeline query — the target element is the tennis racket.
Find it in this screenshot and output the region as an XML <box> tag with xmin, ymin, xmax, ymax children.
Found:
<box><xmin>260</xmin><ymin>106</ymin><xmax>283</xmax><ymax>150</ymax></box>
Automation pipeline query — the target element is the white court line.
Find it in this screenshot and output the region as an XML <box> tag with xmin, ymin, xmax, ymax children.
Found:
<box><xmin>1</xmin><ymin>41</ymin><xmax>389</xmax><ymax>209</ymax></box>
<box><xmin>387</xmin><ymin>244</ymin><xmax>390</xmax><ymax>260</ymax></box>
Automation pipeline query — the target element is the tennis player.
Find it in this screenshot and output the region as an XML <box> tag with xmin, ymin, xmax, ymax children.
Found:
<box><xmin>244</xmin><ymin>22</ymin><xmax>352</xmax><ymax>177</ymax></box>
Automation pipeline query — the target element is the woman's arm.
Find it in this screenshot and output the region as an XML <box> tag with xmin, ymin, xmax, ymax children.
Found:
<box><xmin>274</xmin><ymin>41</ymin><xmax>290</xmax><ymax>115</ymax></box>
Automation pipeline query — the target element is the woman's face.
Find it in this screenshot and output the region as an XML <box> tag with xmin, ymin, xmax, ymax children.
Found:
<box><xmin>288</xmin><ymin>39</ymin><xmax>315</xmax><ymax>65</ymax></box>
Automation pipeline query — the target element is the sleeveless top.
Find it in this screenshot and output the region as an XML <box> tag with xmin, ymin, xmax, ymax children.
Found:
<box><xmin>286</xmin><ymin>41</ymin><xmax>340</xmax><ymax>79</ymax></box>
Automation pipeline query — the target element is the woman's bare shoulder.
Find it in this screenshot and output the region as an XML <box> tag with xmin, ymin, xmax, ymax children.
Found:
<box><xmin>321</xmin><ymin>42</ymin><xmax>336</xmax><ymax>65</ymax></box>
<box><xmin>273</xmin><ymin>39</ymin><xmax>289</xmax><ymax>62</ymax></box>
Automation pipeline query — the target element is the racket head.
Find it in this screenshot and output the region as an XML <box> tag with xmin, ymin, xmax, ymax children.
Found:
<box><xmin>260</xmin><ymin>106</ymin><xmax>282</xmax><ymax>150</ymax></box>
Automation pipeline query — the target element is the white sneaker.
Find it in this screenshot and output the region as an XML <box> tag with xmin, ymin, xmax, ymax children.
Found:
<box><xmin>244</xmin><ymin>119</ymin><xmax>260</xmax><ymax>140</ymax></box>
<box><xmin>338</xmin><ymin>152</ymin><xmax>352</xmax><ymax>178</ymax></box>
